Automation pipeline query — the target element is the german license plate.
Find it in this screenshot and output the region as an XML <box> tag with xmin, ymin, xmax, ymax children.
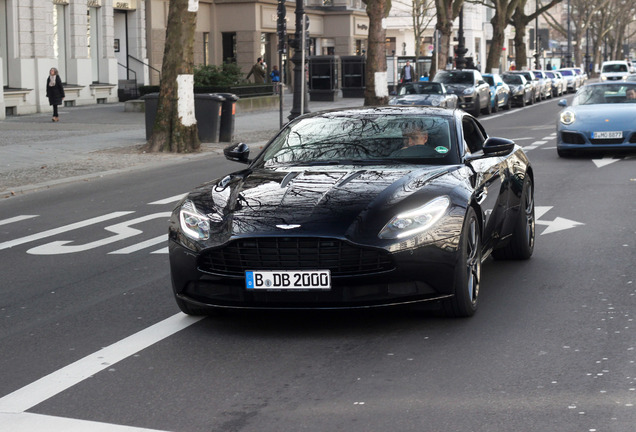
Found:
<box><xmin>245</xmin><ymin>270</ymin><xmax>331</xmax><ymax>290</ymax></box>
<box><xmin>592</xmin><ymin>131</ymin><xmax>623</xmax><ymax>139</ymax></box>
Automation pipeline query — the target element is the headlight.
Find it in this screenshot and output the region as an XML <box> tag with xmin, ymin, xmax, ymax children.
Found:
<box><xmin>463</xmin><ymin>88</ymin><xmax>474</xmax><ymax>95</ymax></box>
<box><xmin>431</xmin><ymin>99</ymin><xmax>441</xmax><ymax>106</ymax></box>
<box><xmin>600</xmin><ymin>75</ymin><xmax>607</xmax><ymax>81</ymax></box>
<box><xmin>560</xmin><ymin>110</ymin><xmax>576</xmax><ymax>125</ymax></box>
<box><xmin>179</xmin><ymin>200</ymin><xmax>210</xmax><ymax>240</ymax></box>
<box><xmin>379</xmin><ymin>196</ymin><xmax>450</xmax><ymax>239</ymax></box>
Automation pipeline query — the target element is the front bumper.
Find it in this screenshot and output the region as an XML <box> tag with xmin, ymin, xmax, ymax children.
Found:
<box><xmin>169</xmin><ymin>236</ymin><xmax>460</xmax><ymax>310</ymax></box>
<box><xmin>557</xmin><ymin>128</ymin><xmax>636</xmax><ymax>152</ymax></box>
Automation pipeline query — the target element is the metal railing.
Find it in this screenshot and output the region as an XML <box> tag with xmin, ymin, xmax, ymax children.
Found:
<box><xmin>128</xmin><ymin>55</ymin><xmax>162</xmax><ymax>82</ymax></box>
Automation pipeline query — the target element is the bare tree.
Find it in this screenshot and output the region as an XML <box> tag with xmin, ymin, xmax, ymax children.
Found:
<box><xmin>144</xmin><ymin>0</ymin><xmax>200</xmax><ymax>153</ymax></box>
<box><xmin>430</xmin><ymin>0</ymin><xmax>464</xmax><ymax>79</ymax></box>
<box><xmin>510</xmin><ymin>0</ymin><xmax>563</xmax><ymax>70</ymax></box>
<box><xmin>363</xmin><ymin>0</ymin><xmax>393</xmax><ymax>105</ymax></box>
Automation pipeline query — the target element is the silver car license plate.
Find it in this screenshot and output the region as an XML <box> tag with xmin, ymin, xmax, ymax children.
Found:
<box><xmin>246</xmin><ymin>270</ymin><xmax>331</xmax><ymax>290</ymax></box>
<box><xmin>592</xmin><ymin>131</ymin><xmax>623</xmax><ymax>139</ymax></box>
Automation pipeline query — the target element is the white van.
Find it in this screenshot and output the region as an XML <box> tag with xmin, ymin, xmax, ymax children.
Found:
<box><xmin>600</xmin><ymin>61</ymin><xmax>630</xmax><ymax>81</ymax></box>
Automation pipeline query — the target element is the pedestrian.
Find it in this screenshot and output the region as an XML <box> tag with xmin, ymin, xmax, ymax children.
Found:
<box><xmin>46</xmin><ymin>67</ymin><xmax>65</xmax><ymax>122</ymax></box>
<box><xmin>546</xmin><ymin>61</ymin><xmax>552</xmax><ymax>71</ymax></box>
<box><xmin>270</xmin><ymin>65</ymin><xmax>281</xmax><ymax>93</ymax></box>
<box><xmin>246</xmin><ymin>57</ymin><xmax>266</xmax><ymax>84</ymax></box>
<box><xmin>400</xmin><ymin>60</ymin><xmax>415</xmax><ymax>83</ymax></box>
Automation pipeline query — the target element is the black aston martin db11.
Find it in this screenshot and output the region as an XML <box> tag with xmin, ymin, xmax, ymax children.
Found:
<box><xmin>169</xmin><ymin>107</ymin><xmax>535</xmax><ymax>317</ymax></box>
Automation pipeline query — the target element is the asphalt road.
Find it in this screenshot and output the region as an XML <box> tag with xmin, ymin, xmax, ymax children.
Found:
<box><xmin>1</xmin><ymin>95</ymin><xmax>635</xmax><ymax>432</ymax></box>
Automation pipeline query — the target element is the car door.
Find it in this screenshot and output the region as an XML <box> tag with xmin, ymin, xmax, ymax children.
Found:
<box><xmin>475</xmin><ymin>72</ymin><xmax>490</xmax><ymax>108</ymax></box>
<box><xmin>462</xmin><ymin>116</ymin><xmax>506</xmax><ymax>250</ymax></box>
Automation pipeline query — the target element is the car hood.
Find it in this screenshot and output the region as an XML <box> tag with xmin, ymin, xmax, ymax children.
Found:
<box><xmin>443</xmin><ymin>83</ymin><xmax>470</xmax><ymax>94</ymax></box>
<box><xmin>564</xmin><ymin>104</ymin><xmax>636</xmax><ymax>127</ymax></box>
<box><xmin>187</xmin><ymin>165</ymin><xmax>464</xmax><ymax>244</ymax></box>
<box><xmin>389</xmin><ymin>94</ymin><xmax>444</xmax><ymax>105</ymax></box>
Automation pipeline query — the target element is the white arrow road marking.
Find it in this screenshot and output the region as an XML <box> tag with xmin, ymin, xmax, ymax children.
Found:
<box><xmin>0</xmin><ymin>313</ymin><xmax>203</xmax><ymax>414</ymax></box>
<box><xmin>592</xmin><ymin>157</ymin><xmax>620</xmax><ymax>168</ymax></box>
<box><xmin>109</xmin><ymin>234</ymin><xmax>167</xmax><ymax>254</ymax></box>
<box><xmin>535</xmin><ymin>206</ymin><xmax>585</xmax><ymax>235</ymax></box>
<box><xmin>0</xmin><ymin>412</ymin><xmax>171</xmax><ymax>432</ymax></box>
<box><xmin>27</xmin><ymin>212</ymin><xmax>171</xmax><ymax>255</ymax></box>
<box><xmin>0</xmin><ymin>215</ymin><xmax>38</xmax><ymax>226</ymax></box>
<box><xmin>148</xmin><ymin>194</ymin><xmax>187</xmax><ymax>206</ymax></box>
<box><xmin>0</xmin><ymin>212</ymin><xmax>134</xmax><ymax>251</ymax></box>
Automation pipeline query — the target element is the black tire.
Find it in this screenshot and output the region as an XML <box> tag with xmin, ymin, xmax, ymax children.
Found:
<box><xmin>444</xmin><ymin>207</ymin><xmax>481</xmax><ymax>318</ymax></box>
<box><xmin>472</xmin><ymin>98</ymin><xmax>480</xmax><ymax>117</ymax></box>
<box><xmin>482</xmin><ymin>96</ymin><xmax>492</xmax><ymax>115</ymax></box>
<box><xmin>504</xmin><ymin>95</ymin><xmax>512</xmax><ymax>110</ymax></box>
<box><xmin>492</xmin><ymin>96</ymin><xmax>499</xmax><ymax>113</ymax></box>
<box><xmin>492</xmin><ymin>177</ymin><xmax>535</xmax><ymax>260</ymax></box>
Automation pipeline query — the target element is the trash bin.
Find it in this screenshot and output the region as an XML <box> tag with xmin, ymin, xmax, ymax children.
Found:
<box><xmin>141</xmin><ymin>93</ymin><xmax>159</xmax><ymax>140</ymax></box>
<box><xmin>194</xmin><ymin>93</ymin><xmax>225</xmax><ymax>143</ymax></box>
<box><xmin>341</xmin><ymin>56</ymin><xmax>365</xmax><ymax>98</ymax></box>
<box><xmin>215</xmin><ymin>93</ymin><xmax>239</xmax><ymax>142</ymax></box>
<box><xmin>308</xmin><ymin>56</ymin><xmax>340</xmax><ymax>102</ymax></box>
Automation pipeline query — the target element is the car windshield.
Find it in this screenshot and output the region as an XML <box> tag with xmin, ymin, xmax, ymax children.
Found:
<box><xmin>261</xmin><ymin>114</ymin><xmax>456</xmax><ymax>166</ymax></box>
<box><xmin>503</xmin><ymin>75</ymin><xmax>522</xmax><ymax>84</ymax></box>
<box><xmin>545</xmin><ymin>72</ymin><xmax>555</xmax><ymax>78</ymax></box>
<box><xmin>434</xmin><ymin>71</ymin><xmax>473</xmax><ymax>84</ymax></box>
<box><xmin>572</xmin><ymin>84</ymin><xmax>636</xmax><ymax>105</ymax></box>
<box><xmin>602</xmin><ymin>64</ymin><xmax>628</xmax><ymax>73</ymax></box>
<box><xmin>398</xmin><ymin>83</ymin><xmax>443</xmax><ymax>95</ymax></box>
<box><xmin>483</xmin><ymin>76</ymin><xmax>495</xmax><ymax>86</ymax></box>
<box><xmin>560</xmin><ymin>70</ymin><xmax>573</xmax><ymax>76</ymax></box>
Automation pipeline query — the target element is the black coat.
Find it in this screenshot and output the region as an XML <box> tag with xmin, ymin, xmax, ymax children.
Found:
<box><xmin>46</xmin><ymin>75</ymin><xmax>65</xmax><ymax>106</ymax></box>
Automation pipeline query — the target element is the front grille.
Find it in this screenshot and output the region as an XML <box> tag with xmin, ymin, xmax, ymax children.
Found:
<box><xmin>561</xmin><ymin>131</ymin><xmax>586</xmax><ymax>144</ymax></box>
<box><xmin>590</xmin><ymin>138</ymin><xmax>625</xmax><ymax>144</ymax></box>
<box><xmin>629</xmin><ymin>133</ymin><xmax>636</xmax><ymax>143</ymax></box>
<box><xmin>199</xmin><ymin>238</ymin><xmax>395</xmax><ymax>277</ymax></box>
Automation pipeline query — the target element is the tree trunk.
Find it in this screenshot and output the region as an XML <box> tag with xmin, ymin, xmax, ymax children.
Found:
<box><xmin>486</xmin><ymin>17</ymin><xmax>507</xmax><ymax>73</ymax></box>
<box><xmin>144</xmin><ymin>0</ymin><xmax>200</xmax><ymax>153</ymax></box>
<box><xmin>513</xmin><ymin>23</ymin><xmax>527</xmax><ymax>70</ymax></box>
<box><xmin>364</xmin><ymin>0</ymin><xmax>389</xmax><ymax>106</ymax></box>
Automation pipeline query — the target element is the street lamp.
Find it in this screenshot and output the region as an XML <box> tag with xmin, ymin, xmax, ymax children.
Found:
<box><xmin>456</xmin><ymin>7</ymin><xmax>467</xmax><ymax>69</ymax></box>
<box><xmin>566</xmin><ymin>0</ymin><xmax>572</xmax><ymax>67</ymax></box>
<box><xmin>534</xmin><ymin>0</ymin><xmax>540</xmax><ymax>69</ymax></box>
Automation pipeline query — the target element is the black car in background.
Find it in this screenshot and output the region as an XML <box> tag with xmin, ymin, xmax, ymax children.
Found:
<box><xmin>502</xmin><ymin>73</ymin><xmax>533</xmax><ymax>107</ymax></box>
<box><xmin>169</xmin><ymin>107</ymin><xmax>535</xmax><ymax>318</ymax></box>
<box><xmin>432</xmin><ymin>70</ymin><xmax>491</xmax><ymax>117</ymax></box>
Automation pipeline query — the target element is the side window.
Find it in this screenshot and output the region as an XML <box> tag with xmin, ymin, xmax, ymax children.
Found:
<box><xmin>462</xmin><ymin>117</ymin><xmax>486</xmax><ymax>153</ymax></box>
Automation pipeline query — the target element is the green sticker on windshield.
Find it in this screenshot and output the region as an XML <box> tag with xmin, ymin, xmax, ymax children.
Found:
<box><xmin>435</xmin><ymin>146</ymin><xmax>449</xmax><ymax>154</ymax></box>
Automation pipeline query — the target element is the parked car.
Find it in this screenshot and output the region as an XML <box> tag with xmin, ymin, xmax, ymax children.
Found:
<box><xmin>508</xmin><ymin>71</ymin><xmax>539</xmax><ymax>103</ymax></box>
<box><xmin>572</xmin><ymin>67</ymin><xmax>587</xmax><ymax>84</ymax></box>
<box><xmin>544</xmin><ymin>70</ymin><xmax>565</xmax><ymax>97</ymax></box>
<box><xmin>558</xmin><ymin>68</ymin><xmax>581</xmax><ymax>92</ymax></box>
<box><xmin>432</xmin><ymin>69</ymin><xmax>491</xmax><ymax>116</ymax></box>
<box><xmin>502</xmin><ymin>73</ymin><xmax>533</xmax><ymax>107</ymax></box>
<box><xmin>600</xmin><ymin>60</ymin><xmax>630</xmax><ymax>82</ymax></box>
<box><xmin>556</xmin><ymin>82</ymin><xmax>636</xmax><ymax>157</ymax></box>
<box><xmin>169</xmin><ymin>106</ymin><xmax>535</xmax><ymax>318</ymax></box>
<box><xmin>389</xmin><ymin>82</ymin><xmax>458</xmax><ymax>108</ymax></box>
<box><xmin>532</xmin><ymin>70</ymin><xmax>553</xmax><ymax>99</ymax></box>
<box><xmin>482</xmin><ymin>73</ymin><xmax>512</xmax><ymax>112</ymax></box>
<box><xmin>625</xmin><ymin>73</ymin><xmax>636</xmax><ymax>82</ymax></box>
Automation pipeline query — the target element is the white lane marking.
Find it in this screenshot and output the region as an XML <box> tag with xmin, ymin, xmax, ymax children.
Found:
<box><xmin>0</xmin><ymin>313</ymin><xmax>204</xmax><ymax>414</ymax></box>
<box><xmin>0</xmin><ymin>215</ymin><xmax>38</xmax><ymax>226</ymax></box>
<box><xmin>148</xmin><ymin>194</ymin><xmax>186</xmax><ymax>206</ymax></box>
<box><xmin>0</xmin><ymin>212</ymin><xmax>134</xmax><ymax>251</ymax></box>
<box><xmin>535</xmin><ymin>206</ymin><xmax>585</xmax><ymax>235</ymax></box>
<box><xmin>110</xmin><ymin>234</ymin><xmax>167</xmax><ymax>254</ymax></box>
<box><xmin>151</xmin><ymin>246</ymin><xmax>169</xmax><ymax>254</ymax></box>
<box><xmin>592</xmin><ymin>157</ymin><xmax>621</xmax><ymax>168</ymax></box>
<box><xmin>0</xmin><ymin>412</ymin><xmax>171</xmax><ymax>432</ymax></box>
<box><xmin>27</xmin><ymin>213</ymin><xmax>171</xmax><ymax>255</ymax></box>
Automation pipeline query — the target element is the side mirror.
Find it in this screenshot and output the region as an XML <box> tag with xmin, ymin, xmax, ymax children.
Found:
<box><xmin>482</xmin><ymin>137</ymin><xmax>515</xmax><ymax>156</ymax></box>
<box><xmin>224</xmin><ymin>142</ymin><xmax>251</xmax><ymax>164</ymax></box>
<box><xmin>558</xmin><ymin>99</ymin><xmax>568</xmax><ymax>107</ymax></box>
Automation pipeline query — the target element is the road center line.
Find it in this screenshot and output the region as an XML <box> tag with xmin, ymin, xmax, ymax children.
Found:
<box><xmin>0</xmin><ymin>215</ymin><xmax>38</xmax><ymax>226</ymax></box>
<box><xmin>0</xmin><ymin>313</ymin><xmax>204</xmax><ymax>414</ymax></box>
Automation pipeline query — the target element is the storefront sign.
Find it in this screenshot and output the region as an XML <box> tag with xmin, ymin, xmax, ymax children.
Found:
<box><xmin>87</xmin><ymin>0</ymin><xmax>102</xmax><ymax>7</ymax></box>
<box><xmin>52</xmin><ymin>0</ymin><xmax>69</xmax><ymax>5</ymax></box>
<box><xmin>114</xmin><ymin>0</ymin><xmax>136</xmax><ymax>10</ymax></box>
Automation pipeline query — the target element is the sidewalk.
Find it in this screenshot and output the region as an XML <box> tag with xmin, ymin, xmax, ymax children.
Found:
<box><xmin>0</xmin><ymin>92</ymin><xmax>364</xmax><ymax>198</ymax></box>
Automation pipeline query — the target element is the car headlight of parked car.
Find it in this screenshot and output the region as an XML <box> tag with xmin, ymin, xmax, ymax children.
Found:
<box><xmin>560</xmin><ymin>110</ymin><xmax>576</xmax><ymax>125</ymax></box>
<box><xmin>463</xmin><ymin>88</ymin><xmax>474</xmax><ymax>95</ymax></box>
<box><xmin>379</xmin><ymin>196</ymin><xmax>450</xmax><ymax>240</ymax></box>
<box><xmin>179</xmin><ymin>200</ymin><xmax>211</xmax><ymax>240</ymax></box>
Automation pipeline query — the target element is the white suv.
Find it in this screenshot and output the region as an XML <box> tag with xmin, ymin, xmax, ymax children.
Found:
<box><xmin>600</xmin><ymin>61</ymin><xmax>630</xmax><ymax>81</ymax></box>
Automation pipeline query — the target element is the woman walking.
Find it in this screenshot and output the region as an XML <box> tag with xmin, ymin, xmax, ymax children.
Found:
<box><xmin>46</xmin><ymin>68</ymin><xmax>65</xmax><ymax>122</ymax></box>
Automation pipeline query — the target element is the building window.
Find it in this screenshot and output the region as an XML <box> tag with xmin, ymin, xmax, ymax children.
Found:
<box><xmin>88</xmin><ymin>7</ymin><xmax>100</xmax><ymax>83</ymax></box>
<box><xmin>222</xmin><ymin>32</ymin><xmax>236</xmax><ymax>63</ymax></box>
<box><xmin>385</xmin><ymin>37</ymin><xmax>396</xmax><ymax>56</ymax></box>
<box><xmin>203</xmin><ymin>32</ymin><xmax>209</xmax><ymax>65</ymax></box>
<box><xmin>53</xmin><ymin>3</ymin><xmax>68</xmax><ymax>80</ymax></box>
